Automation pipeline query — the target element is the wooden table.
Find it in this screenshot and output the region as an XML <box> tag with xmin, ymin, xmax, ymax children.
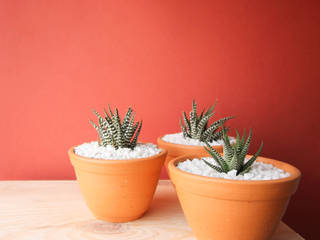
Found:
<box><xmin>0</xmin><ymin>180</ymin><xmax>304</xmax><ymax>240</ymax></box>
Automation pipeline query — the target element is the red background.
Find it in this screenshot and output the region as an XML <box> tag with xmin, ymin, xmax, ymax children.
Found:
<box><xmin>1</xmin><ymin>1</ymin><xmax>319</xmax><ymax>238</ymax></box>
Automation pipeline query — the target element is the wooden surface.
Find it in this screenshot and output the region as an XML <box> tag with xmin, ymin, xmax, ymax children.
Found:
<box><xmin>0</xmin><ymin>180</ymin><xmax>304</xmax><ymax>240</ymax></box>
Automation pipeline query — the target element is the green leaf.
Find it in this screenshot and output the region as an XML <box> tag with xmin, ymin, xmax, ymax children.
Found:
<box><xmin>113</xmin><ymin>109</ymin><xmax>123</xmax><ymax>148</ymax></box>
<box><xmin>92</xmin><ymin>108</ymin><xmax>107</xmax><ymax>127</ymax></box>
<box><xmin>89</xmin><ymin>119</ymin><xmax>99</xmax><ymax>130</ymax></box>
<box><xmin>180</xmin><ymin>118</ymin><xmax>189</xmax><ymax>138</ymax></box>
<box><xmin>238</xmin><ymin>142</ymin><xmax>263</xmax><ymax>175</ymax></box>
<box><xmin>123</xmin><ymin>112</ymin><xmax>136</xmax><ymax>145</ymax></box>
<box><xmin>234</xmin><ymin>129</ymin><xmax>243</xmax><ymax>156</ymax></box>
<box><xmin>201</xmin><ymin>122</ymin><xmax>219</xmax><ymax>140</ymax></box>
<box><xmin>202</xmin><ymin>159</ymin><xmax>223</xmax><ymax>173</ymax></box>
<box><xmin>204</xmin><ymin>142</ymin><xmax>229</xmax><ymax>172</ymax></box>
<box><xmin>229</xmin><ymin>149</ymin><xmax>241</xmax><ymax>171</ymax></box>
<box><xmin>196</xmin><ymin>113</ymin><xmax>213</xmax><ymax>139</ymax></box>
<box><xmin>211</xmin><ymin>116</ymin><xmax>235</xmax><ymax>130</ymax></box>
<box><xmin>108</xmin><ymin>104</ymin><xmax>114</xmax><ymax>117</ymax></box>
<box><xmin>104</xmin><ymin>108</ymin><xmax>112</xmax><ymax>124</ymax></box>
<box><xmin>222</xmin><ymin>126</ymin><xmax>232</xmax><ymax>147</ymax></box>
<box><xmin>202</xmin><ymin>116</ymin><xmax>234</xmax><ymax>140</ymax></box>
<box><xmin>130</xmin><ymin>121</ymin><xmax>142</xmax><ymax>148</ymax></box>
<box><xmin>221</xmin><ymin>126</ymin><xmax>233</xmax><ymax>165</ymax></box>
<box><xmin>208</xmin><ymin>128</ymin><xmax>229</xmax><ymax>142</ymax></box>
<box><xmin>190</xmin><ymin>111</ymin><xmax>197</xmax><ymax>138</ymax></box>
<box><xmin>192</xmin><ymin>99</ymin><xmax>197</xmax><ymax>120</ymax></box>
<box><xmin>132</xmin><ymin>121</ymin><xmax>139</xmax><ymax>134</ymax></box>
<box><xmin>183</xmin><ymin>111</ymin><xmax>191</xmax><ymax>133</ymax></box>
<box><xmin>100</xmin><ymin>127</ymin><xmax>111</xmax><ymax>146</ymax></box>
<box><xmin>121</xmin><ymin>107</ymin><xmax>132</xmax><ymax>132</ymax></box>
<box><xmin>91</xmin><ymin>105</ymin><xmax>142</xmax><ymax>149</ymax></box>
<box><xmin>239</xmin><ymin>129</ymin><xmax>246</xmax><ymax>150</ymax></box>
<box><xmin>198</xmin><ymin>109</ymin><xmax>205</xmax><ymax>120</ymax></box>
<box><xmin>204</xmin><ymin>100</ymin><xmax>217</xmax><ymax>116</ymax></box>
<box><xmin>239</xmin><ymin>129</ymin><xmax>252</xmax><ymax>164</ymax></box>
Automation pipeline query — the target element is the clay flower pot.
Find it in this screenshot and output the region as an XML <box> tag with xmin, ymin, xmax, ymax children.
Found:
<box><xmin>68</xmin><ymin>146</ymin><xmax>167</xmax><ymax>223</ymax></box>
<box><xmin>168</xmin><ymin>153</ymin><xmax>301</xmax><ymax>240</ymax></box>
<box><xmin>157</xmin><ymin>136</ymin><xmax>223</xmax><ymax>176</ymax></box>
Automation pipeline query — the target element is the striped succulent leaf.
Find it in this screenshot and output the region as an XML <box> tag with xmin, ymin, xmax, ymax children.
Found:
<box><xmin>202</xmin><ymin>159</ymin><xmax>223</xmax><ymax>173</ymax></box>
<box><xmin>130</xmin><ymin>121</ymin><xmax>142</xmax><ymax>148</ymax></box>
<box><xmin>90</xmin><ymin>106</ymin><xmax>142</xmax><ymax>149</ymax></box>
<box><xmin>202</xmin><ymin>116</ymin><xmax>234</xmax><ymax>141</ymax></box>
<box><xmin>123</xmin><ymin>113</ymin><xmax>136</xmax><ymax>145</ymax></box>
<box><xmin>195</xmin><ymin>113</ymin><xmax>214</xmax><ymax>139</ymax></box>
<box><xmin>180</xmin><ymin>118</ymin><xmax>189</xmax><ymax>138</ymax></box>
<box><xmin>202</xmin><ymin>127</ymin><xmax>263</xmax><ymax>175</ymax></box>
<box><xmin>180</xmin><ymin>100</ymin><xmax>234</xmax><ymax>142</ymax></box>
<box><xmin>182</xmin><ymin>111</ymin><xmax>191</xmax><ymax>134</ymax></box>
<box><xmin>121</xmin><ymin>108</ymin><xmax>133</xmax><ymax>132</ymax></box>
<box><xmin>204</xmin><ymin>142</ymin><xmax>229</xmax><ymax>172</ymax></box>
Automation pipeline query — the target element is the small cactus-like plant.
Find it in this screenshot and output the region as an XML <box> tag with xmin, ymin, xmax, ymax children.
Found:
<box><xmin>90</xmin><ymin>105</ymin><xmax>142</xmax><ymax>150</ymax></box>
<box><xmin>180</xmin><ymin>100</ymin><xmax>234</xmax><ymax>142</ymax></box>
<box><xmin>203</xmin><ymin>127</ymin><xmax>263</xmax><ymax>175</ymax></box>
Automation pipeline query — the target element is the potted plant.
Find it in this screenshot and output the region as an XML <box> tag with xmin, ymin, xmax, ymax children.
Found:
<box><xmin>157</xmin><ymin>100</ymin><xmax>234</xmax><ymax>174</ymax></box>
<box><xmin>68</xmin><ymin>106</ymin><xmax>167</xmax><ymax>222</ymax></box>
<box><xmin>168</xmin><ymin>127</ymin><xmax>301</xmax><ymax>240</ymax></box>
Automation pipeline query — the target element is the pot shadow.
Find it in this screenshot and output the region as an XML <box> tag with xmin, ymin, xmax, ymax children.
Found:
<box><xmin>141</xmin><ymin>182</ymin><xmax>185</xmax><ymax>220</ymax></box>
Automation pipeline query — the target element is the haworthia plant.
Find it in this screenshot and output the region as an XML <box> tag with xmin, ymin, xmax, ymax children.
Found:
<box><xmin>90</xmin><ymin>105</ymin><xmax>142</xmax><ymax>149</ymax></box>
<box><xmin>202</xmin><ymin>127</ymin><xmax>263</xmax><ymax>175</ymax></box>
<box><xmin>180</xmin><ymin>100</ymin><xmax>234</xmax><ymax>142</ymax></box>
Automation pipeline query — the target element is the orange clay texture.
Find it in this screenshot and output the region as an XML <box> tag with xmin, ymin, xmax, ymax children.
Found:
<box><xmin>69</xmin><ymin>147</ymin><xmax>167</xmax><ymax>222</ymax></box>
<box><xmin>168</xmin><ymin>153</ymin><xmax>301</xmax><ymax>240</ymax></box>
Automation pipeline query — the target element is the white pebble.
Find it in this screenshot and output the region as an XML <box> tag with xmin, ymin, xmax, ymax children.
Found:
<box><xmin>162</xmin><ymin>132</ymin><xmax>235</xmax><ymax>146</ymax></box>
<box><xmin>177</xmin><ymin>157</ymin><xmax>290</xmax><ymax>181</ymax></box>
<box><xmin>74</xmin><ymin>142</ymin><xmax>161</xmax><ymax>160</ymax></box>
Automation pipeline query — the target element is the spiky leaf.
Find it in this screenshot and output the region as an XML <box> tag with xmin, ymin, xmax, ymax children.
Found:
<box><xmin>121</xmin><ymin>107</ymin><xmax>132</xmax><ymax>132</ymax></box>
<box><xmin>90</xmin><ymin>106</ymin><xmax>142</xmax><ymax>149</ymax></box>
<box><xmin>203</xmin><ymin>159</ymin><xmax>223</xmax><ymax>173</ymax></box>
<box><xmin>180</xmin><ymin>100</ymin><xmax>233</xmax><ymax>142</ymax></box>
<box><xmin>130</xmin><ymin>121</ymin><xmax>142</xmax><ymax>148</ymax></box>
<box><xmin>202</xmin><ymin>128</ymin><xmax>263</xmax><ymax>176</ymax></box>
<box><xmin>238</xmin><ymin>142</ymin><xmax>264</xmax><ymax>175</ymax></box>
<box><xmin>183</xmin><ymin>111</ymin><xmax>191</xmax><ymax>133</ymax></box>
<box><xmin>204</xmin><ymin>142</ymin><xmax>228</xmax><ymax>171</ymax></box>
<box><xmin>239</xmin><ymin>129</ymin><xmax>252</xmax><ymax>165</ymax></box>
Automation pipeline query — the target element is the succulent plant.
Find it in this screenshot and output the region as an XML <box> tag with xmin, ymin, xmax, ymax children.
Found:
<box><xmin>180</xmin><ymin>100</ymin><xmax>234</xmax><ymax>142</ymax></box>
<box><xmin>89</xmin><ymin>105</ymin><xmax>142</xmax><ymax>149</ymax></box>
<box><xmin>202</xmin><ymin>127</ymin><xmax>263</xmax><ymax>175</ymax></box>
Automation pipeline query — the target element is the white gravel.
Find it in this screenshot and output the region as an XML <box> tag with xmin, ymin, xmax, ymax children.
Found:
<box><xmin>177</xmin><ymin>157</ymin><xmax>290</xmax><ymax>180</ymax></box>
<box><xmin>74</xmin><ymin>142</ymin><xmax>161</xmax><ymax>160</ymax></box>
<box><xmin>162</xmin><ymin>132</ymin><xmax>235</xmax><ymax>146</ymax></box>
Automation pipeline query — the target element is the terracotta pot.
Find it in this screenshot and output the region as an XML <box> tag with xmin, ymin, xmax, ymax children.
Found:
<box><xmin>157</xmin><ymin>136</ymin><xmax>223</xmax><ymax>176</ymax></box>
<box><xmin>168</xmin><ymin>153</ymin><xmax>301</xmax><ymax>240</ymax></box>
<box><xmin>68</xmin><ymin>146</ymin><xmax>167</xmax><ymax>222</ymax></box>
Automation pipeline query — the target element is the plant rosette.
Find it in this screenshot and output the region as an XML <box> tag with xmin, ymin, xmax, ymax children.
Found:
<box><xmin>157</xmin><ymin>134</ymin><xmax>235</xmax><ymax>175</ymax></box>
<box><xmin>68</xmin><ymin>106</ymin><xmax>167</xmax><ymax>222</ymax></box>
<box><xmin>157</xmin><ymin>100</ymin><xmax>234</xmax><ymax>175</ymax></box>
<box><xmin>168</xmin><ymin>129</ymin><xmax>301</xmax><ymax>240</ymax></box>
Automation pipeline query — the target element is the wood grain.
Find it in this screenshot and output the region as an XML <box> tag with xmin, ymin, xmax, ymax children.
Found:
<box><xmin>0</xmin><ymin>180</ymin><xmax>304</xmax><ymax>240</ymax></box>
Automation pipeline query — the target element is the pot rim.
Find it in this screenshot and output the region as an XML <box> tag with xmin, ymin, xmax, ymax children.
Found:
<box><xmin>168</xmin><ymin>154</ymin><xmax>301</xmax><ymax>185</ymax></box>
<box><xmin>68</xmin><ymin>144</ymin><xmax>167</xmax><ymax>164</ymax></box>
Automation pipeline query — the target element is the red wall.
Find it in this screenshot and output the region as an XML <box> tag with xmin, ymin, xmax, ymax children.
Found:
<box><xmin>1</xmin><ymin>0</ymin><xmax>319</xmax><ymax>238</ymax></box>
